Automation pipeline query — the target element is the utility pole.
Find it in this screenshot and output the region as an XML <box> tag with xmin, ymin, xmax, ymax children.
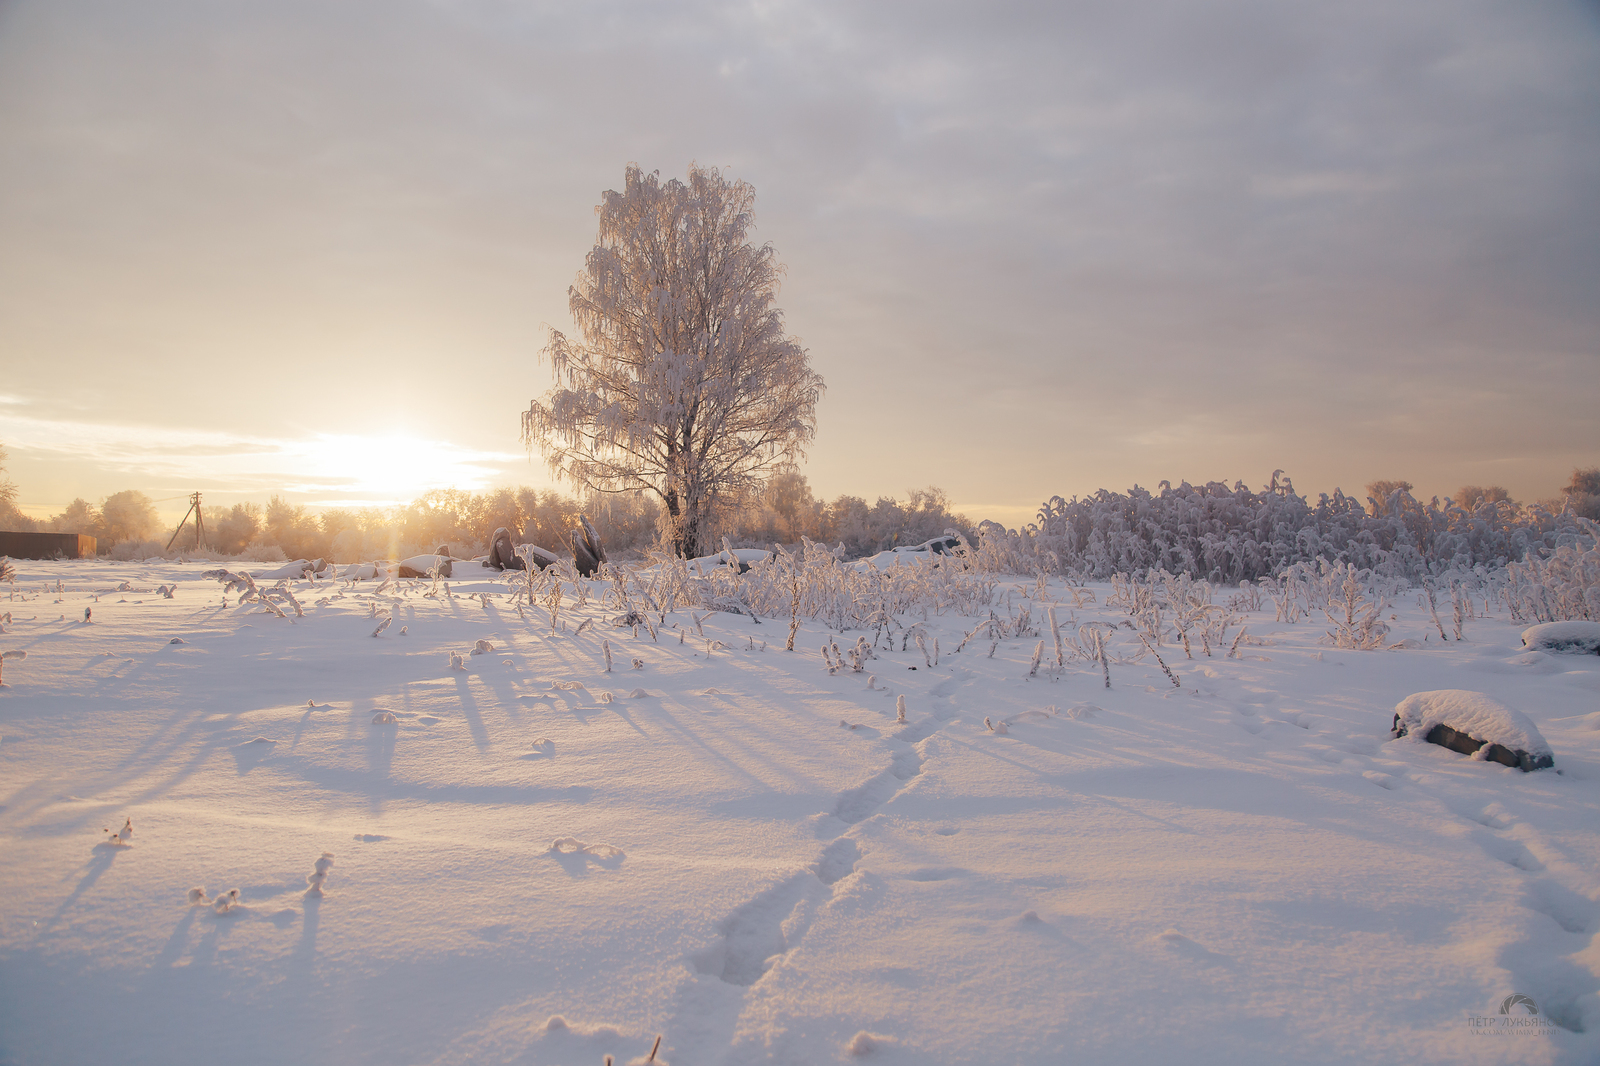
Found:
<box><xmin>165</xmin><ymin>492</ymin><xmax>206</xmax><ymax>552</ymax></box>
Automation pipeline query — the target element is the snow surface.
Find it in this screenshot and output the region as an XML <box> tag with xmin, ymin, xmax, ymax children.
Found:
<box><xmin>1393</xmin><ymin>690</ymin><xmax>1553</xmax><ymax>758</ymax></box>
<box><xmin>1</xmin><ymin>561</ymin><xmax>1598</xmax><ymax>1065</ymax></box>
<box><xmin>1523</xmin><ymin>622</ymin><xmax>1600</xmax><ymax>656</ymax></box>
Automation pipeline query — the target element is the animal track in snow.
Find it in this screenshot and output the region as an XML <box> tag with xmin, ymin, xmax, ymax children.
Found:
<box><xmin>692</xmin><ymin>721</ymin><xmax>944</xmax><ymax>1019</ymax></box>
<box><xmin>1525</xmin><ymin>880</ymin><xmax>1593</xmax><ymax>935</ymax></box>
<box><xmin>690</xmin><ymin>840</ymin><xmax>865</xmax><ymax>991</ymax></box>
<box><xmin>692</xmin><ymin>871</ymin><xmax>824</xmax><ymax>987</ymax></box>
<box><xmin>829</xmin><ymin>749</ymin><xmax>923</xmax><ymax>826</ymax></box>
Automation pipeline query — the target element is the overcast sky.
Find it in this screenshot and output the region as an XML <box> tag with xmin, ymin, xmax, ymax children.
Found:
<box><xmin>1</xmin><ymin>0</ymin><xmax>1597</xmax><ymax>528</ymax></box>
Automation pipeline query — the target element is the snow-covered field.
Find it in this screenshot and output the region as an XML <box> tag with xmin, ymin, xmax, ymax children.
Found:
<box><xmin>1</xmin><ymin>558</ymin><xmax>1597</xmax><ymax>1066</ymax></box>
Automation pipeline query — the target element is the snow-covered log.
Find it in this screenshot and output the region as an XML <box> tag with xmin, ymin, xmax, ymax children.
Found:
<box><xmin>1390</xmin><ymin>690</ymin><xmax>1553</xmax><ymax>772</ymax></box>
<box><xmin>1520</xmin><ymin>621</ymin><xmax>1600</xmax><ymax>655</ymax></box>
<box><xmin>688</xmin><ymin>548</ymin><xmax>773</xmax><ymax>576</ymax></box>
<box><xmin>523</xmin><ymin>544</ymin><xmax>559</xmax><ymax>570</ymax></box>
<box><xmin>857</xmin><ymin>535</ymin><xmax>965</xmax><ymax>571</ymax></box>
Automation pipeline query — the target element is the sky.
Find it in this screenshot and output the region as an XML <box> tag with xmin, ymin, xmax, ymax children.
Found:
<box><xmin>0</xmin><ymin>0</ymin><xmax>1597</xmax><ymax>530</ymax></box>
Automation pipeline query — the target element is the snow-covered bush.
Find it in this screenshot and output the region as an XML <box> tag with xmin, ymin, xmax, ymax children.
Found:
<box><xmin>109</xmin><ymin>539</ymin><xmax>165</xmax><ymax>561</ymax></box>
<box><xmin>978</xmin><ymin>473</ymin><xmax>1598</xmax><ymax>589</ymax></box>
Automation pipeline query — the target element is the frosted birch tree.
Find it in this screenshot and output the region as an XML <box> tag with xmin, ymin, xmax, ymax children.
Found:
<box><xmin>522</xmin><ymin>165</ymin><xmax>824</xmax><ymax>558</ymax></box>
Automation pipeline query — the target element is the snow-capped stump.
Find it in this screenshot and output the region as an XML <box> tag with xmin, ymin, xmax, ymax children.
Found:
<box><xmin>371</xmin><ymin>711</ymin><xmax>398</xmax><ymax>724</ymax></box>
<box><xmin>1521</xmin><ymin>621</ymin><xmax>1600</xmax><ymax>655</ymax></box>
<box><xmin>1391</xmin><ymin>690</ymin><xmax>1554</xmax><ymax>772</ymax></box>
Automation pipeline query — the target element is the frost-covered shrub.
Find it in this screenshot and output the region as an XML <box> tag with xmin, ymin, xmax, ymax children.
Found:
<box><xmin>242</xmin><ymin>540</ymin><xmax>289</xmax><ymax>562</ymax></box>
<box><xmin>108</xmin><ymin>539</ymin><xmax>165</xmax><ymax>561</ymax></box>
<box><xmin>978</xmin><ymin>473</ymin><xmax>1598</xmax><ymax>587</ymax></box>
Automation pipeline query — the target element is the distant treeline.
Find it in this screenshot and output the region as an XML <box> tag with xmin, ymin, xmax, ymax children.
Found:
<box><xmin>6</xmin><ymin>456</ymin><xmax>1594</xmax><ymax>578</ymax></box>
<box><xmin>8</xmin><ymin>475</ymin><xmax>975</xmax><ymax>563</ymax></box>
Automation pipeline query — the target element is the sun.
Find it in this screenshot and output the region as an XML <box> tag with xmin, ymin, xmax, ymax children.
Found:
<box><xmin>293</xmin><ymin>433</ymin><xmax>501</xmax><ymax>503</ymax></box>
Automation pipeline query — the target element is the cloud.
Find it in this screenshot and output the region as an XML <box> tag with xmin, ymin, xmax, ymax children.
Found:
<box><xmin>0</xmin><ymin>406</ymin><xmax>525</xmax><ymax>507</ymax></box>
<box><xmin>0</xmin><ymin>0</ymin><xmax>1595</xmax><ymax>512</ymax></box>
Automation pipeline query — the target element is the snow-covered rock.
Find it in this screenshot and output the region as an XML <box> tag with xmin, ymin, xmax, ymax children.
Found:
<box><xmin>252</xmin><ymin>559</ymin><xmax>318</xmax><ymax>581</ymax></box>
<box><xmin>397</xmin><ymin>554</ymin><xmax>451</xmax><ymax>578</ymax></box>
<box><xmin>1521</xmin><ymin>621</ymin><xmax>1600</xmax><ymax>655</ymax></box>
<box><xmin>1391</xmin><ymin>689</ymin><xmax>1553</xmax><ymax>771</ymax></box>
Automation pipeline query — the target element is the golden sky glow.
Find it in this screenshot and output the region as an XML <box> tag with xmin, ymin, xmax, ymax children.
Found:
<box><xmin>0</xmin><ymin>0</ymin><xmax>1596</xmax><ymax>527</ymax></box>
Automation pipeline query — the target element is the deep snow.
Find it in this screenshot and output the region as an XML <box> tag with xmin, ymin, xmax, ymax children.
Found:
<box><xmin>0</xmin><ymin>558</ymin><xmax>1596</xmax><ymax>1066</ymax></box>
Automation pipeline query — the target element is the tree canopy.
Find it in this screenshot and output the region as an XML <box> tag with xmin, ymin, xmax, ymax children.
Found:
<box><xmin>523</xmin><ymin>164</ymin><xmax>824</xmax><ymax>558</ymax></box>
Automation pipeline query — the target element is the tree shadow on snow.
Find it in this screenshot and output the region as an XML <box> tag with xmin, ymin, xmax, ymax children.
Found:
<box><xmin>47</xmin><ymin>845</ymin><xmax>121</xmax><ymax>926</ymax></box>
<box><xmin>451</xmin><ymin>674</ymin><xmax>491</xmax><ymax>751</ymax></box>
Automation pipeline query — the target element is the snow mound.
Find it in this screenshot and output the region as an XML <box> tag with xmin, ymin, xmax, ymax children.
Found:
<box><xmin>1392</xmin><ymin>690</ymin><xmax>1553</xmax><ymax>771</ymax></box>
<box><xmin>1522</xmin><ymin>621</ymin><xmax>1600</xmax><ymax>655</ymax></box>
<box><xmin>846</xmin><ymin>1030</ymin><xmax>896</xmax><ymax>1056</ymax></box>
<box><xmin>549</xmin><ymin>837</ymin><xmax>624</xmax><ymax>860</ymax></box>
<box><xmin>252</xmin><ymin>559</ymin><xmax>315</xmax><ymax>581</ymax></box>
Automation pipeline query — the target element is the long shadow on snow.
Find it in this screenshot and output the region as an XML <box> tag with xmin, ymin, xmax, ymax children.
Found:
<box><xmin>450</xmin><ymin>674</ymin><xmax>491</xmax><ymax>751</ymax></box>
<box><xmin>45</xmin><ymin>845</ymin><xmax>121</xmax><ymax>927</ymax></box>
<box><xmin>269</xmin><ymin>760</ymin><xmax>595</xmax><ymax>808</ymax></box>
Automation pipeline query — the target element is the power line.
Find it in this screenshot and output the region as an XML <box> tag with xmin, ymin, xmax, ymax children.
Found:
<box><xmin>164</xmin><ymin>492</ymin><xmax>206</xmax><ymax>551</ymax></box>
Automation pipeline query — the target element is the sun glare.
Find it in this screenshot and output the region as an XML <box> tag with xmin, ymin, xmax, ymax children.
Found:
<box><xmin>293</xmin><ymin>433</ymin><xmax>502</xmax><ymax>503</ymax></box>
